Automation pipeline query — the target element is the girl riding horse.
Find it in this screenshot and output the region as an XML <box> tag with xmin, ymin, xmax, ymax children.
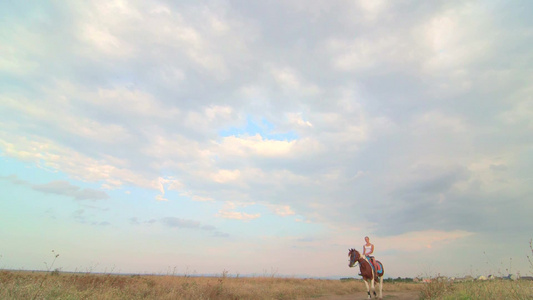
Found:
<box><xmin>363</xmin><ymin>236</ymin><xmax>377</xmax><ymax>272</ymax></box>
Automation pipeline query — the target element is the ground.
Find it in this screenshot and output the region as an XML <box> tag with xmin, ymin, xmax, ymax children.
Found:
<box><xmin>307</xmin><ymin>290</ymin><xmax>421</xmax><ymax>300</ymax></box>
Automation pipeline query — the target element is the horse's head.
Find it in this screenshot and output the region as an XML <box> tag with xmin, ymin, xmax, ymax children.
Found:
<box><xmin>348</xmin><ymin>248</ymin><xmax>361</xmax><ymax>267</ymax></box>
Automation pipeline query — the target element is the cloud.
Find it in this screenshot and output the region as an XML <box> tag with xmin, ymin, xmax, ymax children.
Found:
<box><xmin>161</xmin><ymin>217</ymin><xmax>201</xmax><ymax>229</ymax></box>
<box><xmin>160</xmin><ymin>217</ymin><xmax>227</xmax><ymax>237</ymax></box>
<box><xmin>217</xmin><ymin>135</ymin><xmax>296</xmax><ymax>157</ymax></box>
<box><xmin>211</xmin><ymin>169</ymin><xmax>241</xmax><ymax>183</ymax></box>
<box><xmin>0</xmin><ymin>175</ymin><xmax>109</xmax><ymax>201</ymax></box>
<box><xmin>32</xmin><ymin>181</ymin><xmax>109</xmax><ymax>201</ymax></box>
<box><xmin>71</xmin><ymin>208</ymin><xmax>111</xmax><ymax>226</ymax></box>
<box><xmin>0</xmin><ymin>133</ymin><xmax>152</xmax><ymax>189</ymax></box>
<box><xmin>394</xmin><ymin>164</ymin><xmax>469</xmax><ymax>197</ymax></box>
<box><xmin>217</xmin><ymin>211</ymin><xmax>261</xmax><ymax>221</ymax></box>
<box><xmin>0</xmin><ymin>174</ymin><xmax>29</xmax><ymax>185</ymax></box>
<box><xmin>129</xmin><ymin>217</ymin><xmax>156</xmax><ymax>225</ymax></box>
<box><xmin>94</xmin><ymin>221</ymin><xmax>111</xmax><ymax>226</ymax></box>
<box><xmin>273</xmin><ymin>205</ymin><xmax>295</xmax><ymax>217</ymax></box>
<box><xmin>378</xmin><ymin>230</ymin><xmax>475</xmax><ymax>252</ymax></box>
<box><xmin>500</xmin><ymin>95</ymin><xmax>533</xmax><ymax>130</ymax></box>
<box><xmin>212</xmin><ymin>231</ymin><xmax>230</xmax><ymax>238</ymax></box>
<box><xmin>153</xmin><ymin>176</ymin><xmax>183</xmax><ymax>201</ymax></box>
<box><xmin>0</xmin><ymin>0</ymin><xmax>531</xmax><ymax>277</ymax></box>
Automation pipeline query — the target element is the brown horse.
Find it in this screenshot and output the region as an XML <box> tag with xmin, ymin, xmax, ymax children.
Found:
<box><xmin>348</xmin><ymin>248</ymin><xmax>384</xmax><ymax>299</ymax></box>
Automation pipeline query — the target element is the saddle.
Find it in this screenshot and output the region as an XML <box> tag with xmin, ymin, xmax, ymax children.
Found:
<box><xmin>367</xmin><ymin>256</ymin><xmax>383</xmax><ymax>275</ymax></box>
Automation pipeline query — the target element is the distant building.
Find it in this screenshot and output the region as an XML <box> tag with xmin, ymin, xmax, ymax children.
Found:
<box><xmin>506</xmin><ymin>274</ymin><xmax>518</xmax><ymax>281</ymax></box>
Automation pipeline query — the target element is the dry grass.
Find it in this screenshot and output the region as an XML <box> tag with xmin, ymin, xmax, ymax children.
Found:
<box><xmin>0</xmin><ymin>270</ymin><xmax>421</xmax><ymax>300</ymax></box>
<box><xmin>3</xmin><ymin>240</ymin><xmax>532</xmax><ymax>299</ymax></box>
<box><xmin>419</xmin><ymin>278</ymin><xmax>533</xmax><ymax>300</ymax></box>
<box><xmin>4</xmin><ymin>270</ymin><xmax>533</xmax><ymax>300</ymax></box>
<box><xmin>418</xmin><ymin>239</ymin><xmax>533</xmax><ymax>300</ymax></box>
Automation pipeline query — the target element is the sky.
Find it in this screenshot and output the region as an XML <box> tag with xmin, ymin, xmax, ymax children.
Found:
<box><xmin>0</xmin><ymin>0</ymin><xmax>532</xmax><ymax>279</ymax></box>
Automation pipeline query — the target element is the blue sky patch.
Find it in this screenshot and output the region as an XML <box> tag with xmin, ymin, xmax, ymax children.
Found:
<box><xmin>219</xmin><ymin>116</ymin><xmax>298</xmax><ymax>141</ymax></box>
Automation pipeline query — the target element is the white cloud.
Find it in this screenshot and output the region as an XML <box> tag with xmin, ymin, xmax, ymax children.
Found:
<box><xmin>327</xmin><ymin>33</ymin><xmax>415</xmax><ymax>73</ymax></box>
<box><xmin>419</xmin><ymin>3</ymin><xmax>493</xmax><ymax>73</ymax></box>
<box><xmin>410</xmin><ymin>111</ymin><xmax>467</xmax><ymax>134</ymax></box>
<box><xmin>153</xmin><ymin>176</ymin><xmax>182</xmax><ymax>201</ymax></box>
<box><xmin>271</xmin><ymin>205</ymin><xmax>295</xmax><ymax>216</ymax></box>
<box><xmin>155</xmin><ymin>195</ymin><xmax>168</xmax><ymax>202</ymax></box>
<box><xmin>500</xmin><ymin>96</ymin><xmax>533</xmax><ymax>130</ymax></box>
<box><xmin>149</xmin><ymin>5</ymin><xmax>171</xmax><ymax>15</ymax></box>
<box><xmin>1</xmin><ymin>0</ymin><xmax>531</xmax><ymax>277</ymax></box>
<box><xmin>0</xmin><ymin>176</ymin><xmax>109</xmax><ymax>201</ymax></box>
<box><xmin>211</xmin><ymin>169</ymin><xmax>241</xmax><ymax>183</ymax></box>
<box><xmin>183</xmin><ymin>105</ymin><xmax>237</xmax><ymax>133</ymax></box>
<box><xmin>1</xmin><ymin>86</ymin><xmax>136</xmax><ymax>145</ymax></box>
<box><xmin>217</xmin><ymin>210</ymin><xmax>260</xmax><ymax>221</ymax></box>
<box><xmin>82</xmin><ymin>24</ymin><xmax>129</xmax><ymax>56</ymax></box>
<box><xmin>378</xmin><ymin>230</ymin><xmax>474</xmax><ymax>252</ymax></box>
<box><xmin>270</xmin><ymin>66</ymin><xmax>320</xmax><ymax>96</ymax></box>
<box><xmin>287</xmin><ymin>113</ymin><xmax>313</xmax><ymax>128</ymax></box>
<box><xmin>357</xmin><ymin>0</ymin><xmax>387</xmax><ymax>19</ymax></box>
<box><xmin>0</xmin><ymin>44</ymin><xmax>39</xmax><ymax>75</ymax></box>
<box><xmin>0</xmin><ymin>132</ymin><xmax>152</xmax><ymax>189</ymax></box>
<box><xmin>216</xmin><ymin>201</ymin><xmax>260</xmax><ymax>220</ymax></box>
<box><xmin>94</xmin><ymin>87</ymin><xmax>180</xmax><ymax>118</ymax></box>
<box><xmin>218</xmin><ymin>134</ymin><xmax>296</xmax><ymax>157</ymax></box>
<box><xmin>191</xmin><ymin>195</ymin><xmax>215</xmax><ymax>202</ymax></box>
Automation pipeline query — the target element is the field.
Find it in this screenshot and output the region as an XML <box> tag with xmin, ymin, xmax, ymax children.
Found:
<box><xmin>1</xmin><ymin>270</ymin><xmax>532</xmax><ymax>299</ymax></box>
<box><xmin>0</xmin><ymin>270</ymin><xmax>421</xmax><ymax>300</ymax></box>
<box><xmin>418</xmin><ymin>277</ymin><xmax>533</xmax><ymax>300</ymax></box>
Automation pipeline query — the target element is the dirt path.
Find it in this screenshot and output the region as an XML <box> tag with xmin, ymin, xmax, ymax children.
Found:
<box><xmin>305</xmin><ymin>290</ymin><xmax>421</xmax><ymax>300</ymax></box>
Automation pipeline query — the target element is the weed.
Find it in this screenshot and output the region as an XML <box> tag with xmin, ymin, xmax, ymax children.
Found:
<box><xmin>527</xmin><ymin>239</ymin><xmax>533</xmax><ymax>275</ymax></box>
<box><xmin>31</xmin><ymin>250</ymin><xmax>59</xmax><ymax>300</ymax></box>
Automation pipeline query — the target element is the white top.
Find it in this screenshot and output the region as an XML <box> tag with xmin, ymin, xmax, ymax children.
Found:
<box><xmin>363</xmin><ymin>244</ymin><xmax>373</xmax><ymax>256</ymax></box>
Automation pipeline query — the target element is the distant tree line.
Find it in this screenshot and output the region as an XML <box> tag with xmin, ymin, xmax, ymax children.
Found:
<box><xmin>383</xmin><ymin>277</ymin><xmax>414</xmax><ymax>282</ymax></box>
<box><xmin>340</xmin><ymin>277</ymin><xmax>414</xmax><ymax>282</ymax></box>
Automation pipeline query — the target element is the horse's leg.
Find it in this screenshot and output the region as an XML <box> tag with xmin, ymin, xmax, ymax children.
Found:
<box><xmin>363</xmin><ymin>279</ymin><xmax>371</xmax><ymax>299</ymax></box>
<box><xmin>378</xmin><ymin>275</ymin><xmax>383</xmax><ymax>300</ymax></box>
<box><xmin>371</xmin><ymin>278</ymin><xmax>376</xmax><ymax>298</ymax></box>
